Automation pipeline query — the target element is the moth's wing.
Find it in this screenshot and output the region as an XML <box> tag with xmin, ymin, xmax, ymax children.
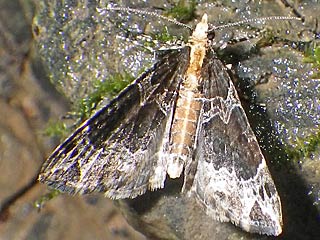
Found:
<box><xmin>191</xmin><ymin>56</ymin><xmax>283</xmax><ymax>235</ymax></box>
<box><xmin>39</xmin><ymin>48</ymin><xmax>190</xmax><ymax>199</ymax></box>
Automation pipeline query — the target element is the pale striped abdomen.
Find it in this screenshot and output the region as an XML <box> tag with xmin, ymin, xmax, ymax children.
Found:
<box><xmin>167</xmin><ymin>88</ymin><xmax>201</xmax><ymax>178</ymax></box>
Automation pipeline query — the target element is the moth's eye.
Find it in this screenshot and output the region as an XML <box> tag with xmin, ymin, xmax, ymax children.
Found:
<box><xmin>207</xmin><ymin>31</ymin><xmax>215</xmax><ymax>41</ymax></box>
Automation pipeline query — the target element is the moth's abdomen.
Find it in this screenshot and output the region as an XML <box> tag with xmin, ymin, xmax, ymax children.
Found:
<box><xmin>167</xmin><ymin>89</ymin><xmax>201</xmax><ymax>178</ymax></box>
<box><xmin>166</xmin><ymin>16</ymin><xmax>207</xmax><ymax>179</ymax></box>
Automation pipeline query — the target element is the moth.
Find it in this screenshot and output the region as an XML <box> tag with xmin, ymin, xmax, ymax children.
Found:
<box><xmin>39</xmin><ymin>10</ymin><xmax>286</xmax><ymax>236</ymax></box>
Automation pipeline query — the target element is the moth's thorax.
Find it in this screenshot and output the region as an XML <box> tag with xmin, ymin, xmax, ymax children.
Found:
<box><xmin>167</xmin><ymin>14</ymin><xmax>208</xmax><ymax>178</ymax></box>
<box><xmin>186</xmin><ymin>14</ymin><xmax>209</xmax><ymax>84</ymax></box>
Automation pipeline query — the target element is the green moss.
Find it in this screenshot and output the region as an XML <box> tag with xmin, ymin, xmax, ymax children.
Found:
<box><xmin>286</xmin><ymin>129</ymin><xmax>320</xmax><ymax>161</ymax></box>
<box><xmin>43</xmin><ymin>72</ymin><xmax>133</xmax><ymax>142</ymax></box>
<box><xmin>75</xmin><ymin>72</ymin><xmax>133</xmax><ymax>120</ymax></box>
<box><xmin>255</xmin><ymin>28</ymin><xmax>277</xmax><ymax>48</ymax></box>
<box><xmin>166</xmin><ymin>0</ymin><xmax>196</xmax><ymax>22</ymax></box>
<box><xmin>151</xmin><ymin>26</ymin><xmax>182</xmax><ymax>43</ymax></box>
<box><xmin>44</xmin><ymin>121</ymin><xmax>68</xmax><ymax>139</ymax></box>
<box><xmin>35</xmin><ymin>189</ymin><xmax>61</xmax><ymax>209</ymax></box>
<box><xmin>303</xmin><ymin>44</ymin><xmax>320</xmax><ymax>78</ymax></box>
<box><xmin>145</xmin><ymin>1</ymin><xmax>197</xmax><ymax>46</ymax></box>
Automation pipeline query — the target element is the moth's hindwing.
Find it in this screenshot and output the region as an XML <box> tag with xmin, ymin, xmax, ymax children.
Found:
<box><xmin>191</xmin><ymin>57</ymin><xmax>282</xmax><ymax>236</ymax></box>
<box><xmin>39</xmin><ymin>48</ymin><xmax>190</xmax><ymax>199</ymax></box>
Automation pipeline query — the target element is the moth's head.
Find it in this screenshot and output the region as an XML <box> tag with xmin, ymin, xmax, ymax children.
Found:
<box><xmin>191</xmin><ymin>14</ymin><xmax>209</xmax><ymax>41</ymax></box>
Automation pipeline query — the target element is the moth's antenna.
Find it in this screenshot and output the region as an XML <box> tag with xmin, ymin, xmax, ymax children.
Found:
<box><xmin>107</xmin><ymin>6</ymin><xmax>193</xmax><ymax>31</ymax></box>
<box><xmin>209</xmin><ymin>16</ymin><xmax>301</xmax><ymax>32</ymax></box>
<box><xmin>106</xmin><ymin>6</ymin><xmax>302</xmax><ymax>36</ymax></box>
